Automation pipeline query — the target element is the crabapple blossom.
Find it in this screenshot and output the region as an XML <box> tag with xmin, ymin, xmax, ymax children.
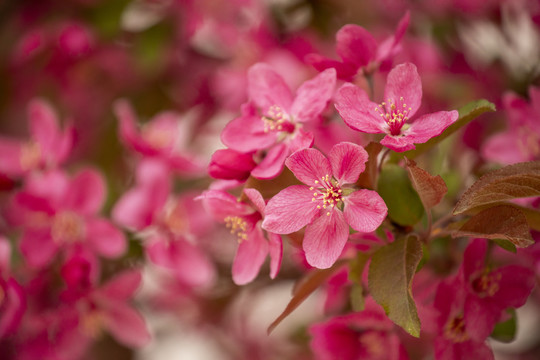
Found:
<box><xmin>199</xmin><ymin>188</ymin><xmax>282</xmax><ymax>285</ymax></box>
<box><xmin>262</xmin><ymin>142</ymin><xmax>387</xmax><ymax>269</ymax></box>
<box><xmin>220</xmin><ymin>63</ymin><xmax>336</xmax><ymax>179</ymax></box>
<box><xmin>335</xmin><ymin>62</ymin><xmax>459</xmax><ymax>152</ymax></box>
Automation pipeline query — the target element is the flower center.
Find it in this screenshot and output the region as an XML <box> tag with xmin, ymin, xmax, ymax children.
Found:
<box><xmin>20</xmin><ymin>141</ymin><xmax>42</xmax><ymax>171</ymax></box>
<box><xmin>224</xmin><ymin>216</ymin><xmax>248</xmax><ymax>242</ymax></box>
<box><xmin>471</xmin><ymin>270</ymin><xmax>501</xmax><ymax>297</ymax></box>
<box><xmin>80</xmin><ymin>310</ymin><xmax>104</xmax><ymax>338</ymax></box>
<box><xmin>51</xmin><ymin>211</ymin><xmax>85</xmax><ymax>244</ymax></box>
<box><xmin>162</xmin><ymin>200</ymin><xmax>188</xmax><ymax>236</ymax></box>
<box><xmin>374</xmin><ymin>97</ymin><xmax>412</xmax><ymax>136</ymax></box>
<box><xmin>141</xmin><ymin>123</ymin><xmax>175</xmax><ymax>149</ymax></box>
<box><xmin>262</xmin><ymin>105</ymin><xmax>295</xmax><ymax>133</ymax></box>
<box><xmin>310</xmin><ymin>174</ymin><xmax>343</xmax><ymax>216</ymax></box>
<box><xmin>444</xmin><ymin>314</ymin><xmax>468</xmax><ymax>343</ymax></box>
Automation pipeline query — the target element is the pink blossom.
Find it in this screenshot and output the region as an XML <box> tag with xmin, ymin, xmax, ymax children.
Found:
<box><xmin>114</xmin><ymin>99</ymin><xmax>204</xmax><ymax>176</ymax></box>
<box><xmin>208</xmin><ymin>148</ymin><xmax>256</xmax><ymax>181</ymax></box>
<box><xmin>482</xmin><ymin>86</ymin><xmax>540</xmax><ymax>164</ymax></box>
<box><xmin>335</xmin><ymin>63</ymin><xmax>459</xmax><ymax>152</ymax></box>
<box><xmin>306</xmin><ymin>12</ymin><xmax>410</xmax><ymax>81</ymax></box>
<box><xmin>220</xmin><ymin>63</ymin><xmax>336</xmax><ymax>179</ymax></box>
<box><xmin>9</xmin><ymin>169</ymin><xmax>126</xmax><ymax>268</ymax></box>
<box><xmin>0</xmin><ymin>99</ymin><xmax>73</xmax><ymax>178</ymax></box>
<box><xmin>112</xmin><ymin>160</ymin><xmax>216</xmax><ymax>288</ymax></box>
<box><xmin>262</xmin><ymin>142</ymin><xmax>387</xmax><ymax>269</ymax></box>
<box><xmin>198</xmin><ymin>188</ymin><xmax>282</xmax><ymax>285</ymax></box>
<box><xmin>309</xmin><ymin>298</ymin><xmax>408</xmax><ymax>360</ymax></box>
<box><xmin>0</xmin><ymin>236</ymin><xmax>26</xmax><ymax>338</ymax></box>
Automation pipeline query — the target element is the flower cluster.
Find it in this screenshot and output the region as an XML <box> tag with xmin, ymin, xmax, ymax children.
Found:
<box><xmin>0</xmin><ymin>1</ymin><xmax>539</xmax><ymax>360</ymax></box>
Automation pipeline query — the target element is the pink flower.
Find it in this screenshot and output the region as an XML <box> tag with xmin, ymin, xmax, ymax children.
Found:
<box><xmin>433</xmin><ymin>276</ymin><xmax>495</xmax><ymax>360</ymax></box>
<box><xmin>309</xmin><ymin>298</ymin><xmax>408</xmax><ymax>360</ymax></box>
<box><xmin>114</xmin><ymin>99</ymin><xmax>204</xmax><ymax>176</ymax></box>
<box><xmin>262</xmin><ymin>142</ymin><xmax>387</xmax><ymax>269</ymax></box>
<box><xmin>9</xmin><ymin>169</ymin><xmax>126</xmax><ymax>268</ymax></box>
<box><xmin>0</xmin><ymin>236</ymin><xmax>26</xmax><ymax>338</ymax></box>
<box><xmin>482</xmin><ymin>86</ymin><xmax>540</xmax><ymax>164</ymax></box>
<box><xmin>198</xmin><ymin>188</ymin><xmax>282</xmax><ymax>285</ymax></box>
<box><xmin>220</xmin><ymin>63</ymin><xmax>336</xmax><ymax>179</ymax></box>
<box><xmin>335</xmin><ymin>63</ymin><xmax>459</xmax><ymax>152</ymax></box>
<box><xmin>112</xmin><ymin>160</ymin><xmax>216</xmax><ymax>288</ymax></box>
<box><xmin>0</xmin><ymin>99</ymin><xmax>73</xmax><ymax>177</ymax></box>
<box><xmin>460</xmin><ymin>239</ymin><xmax>535</xmax><ymax>341</ymax></box>
<box><xmin>306</xmin><ymin>12</ymin><xmax>410</xmax><ymax>81</ymax></box>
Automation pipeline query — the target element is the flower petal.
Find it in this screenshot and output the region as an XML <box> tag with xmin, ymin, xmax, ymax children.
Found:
<box><xmin>268</xmin><ymin>232</ymin><xmax>283</xmax><ymax>279</ymax></box>
<box><xmin>328</xmin><ymin>142</ymin><xmax>368</xmax><ymax>185</ymax></box>
<box><xmin>291</xmin><ymin>68</ymin><xmax>336</xmax><ymax>123</ymax></box>
<box><xmin>384</xmin><ymin>63</ymin><xmax>422</xmax><ymax>118</ymax></box>
<box><xmin>28</xmin><ymin>98</ymin><xmax>60</xmax><ymax>157</ymax></box>
<box><xmin>86</xmin><ymin>218</ymin><xmax>127</xmax><ymax>258</ymax></box>
<box><xmin>248</xmin><ymin>63</ymin><xmax>293</xmax><ymax>112</ymax></box>
<box><xmin>221</xmin><ymin>107</ymin><xmax>277</xmax><ymax>153</ymax></box>
<box><xmin>305</xmin><ymin>53</ymin><xmax>358</xmax><ymax>82</ymax></box>
<box><xmin>262</xmin><ymin>185</ymin><xmax>320</xmax><ymax>234</ymax></box>
<box><xmin>243</xmin><ymin>188</ymin><xmax>266</xmax><ymax>215</ymax></box>
<box><xmin>335</xmin><ymin>83</ymin><xmax>387</xmax><ymax>134</ymax></box>
<box><xmin>380</xmin><ymin>134</ymin><xmax>416</xmax><ymax>152</ymax></box>
<box><xmin>208</xmin><ymin>148</ymin><xmax>256</xmax><ymax>181</ymax></box>
<box><xmin>103</xmin><ymin>302</ymin><xmax>151</xmax><ymax>348</ymax></box>
<box><xmin>198</xmin><ymin>189</ymin><xmax>254</xmax><ymax>220</ymax></box>
<box><xmin>20</xmin><ymin>230</ymin><xmax>58</xmax><ymax>268</ymax></box>
<box><xmin>232</xmin><ymin>225</ymin><xmax>269</xmax><ymax>285</ymax></box>
<box><xmin>251</xmin><ymin>142</ymin><xmax>289</xmax><ymax>180</ymax></box>
<box><xmin>63</xmin><ymin>169</ymin><xmax>106</xmax><ymax>215</ymax></box>
<box><xmin>285</xmin><ymin>147</ymin><xmax>332</xmax><ymax>187</ymax></box>
<box><xmin>99</xmin><ymin>270</ymin><xmax>142</xmax><ymax>300</ymax></box>
<box><xmin>303</xmin><ymin>209</ymin><xmax>349</xmax><ymax>269</ymax></box>
<box><xmin>336</xmin><ymin>24</ymin><xmax>377</xmax><ymax>67</ymax></box>
<box><xmin>343</xmin><ymin>190</ymin><xmax>387</xmax><ymax>232</ymax></box>
<box><xmin>404</xmin><ymin>110</ymin><xmax>459</xmax><ymax>144</ymax></box>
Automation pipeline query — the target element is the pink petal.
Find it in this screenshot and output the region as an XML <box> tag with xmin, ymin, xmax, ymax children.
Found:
<box><xmin>208</xmin><ymin>148</ymin><xmax>256</xmax><ymax>181</ymax></box>
<box><xmin>490</xmin><ymin>265</ymin><xmax>535</xmax><ymax>308</ymax></box>
<box><xmin>99</xmin><ymin>270</ymin><xmax>142</xmax><ymax>300</ymax></box>
<box><xmin>221</xmin><ymin>110</ymin><xmax>277</xmax><ymax>153</ymax></box>
<box><xmin>103</xmin><ymin>302</ymin><xmax>151</xmax><ymax>348</ymax></box>
<box><xmin>248</xmin><ymin>63</ymin><xmax>293</xmax><ymax>112</ymax></box>
<box><xmin>305</xmin><ymin>53</ymin><xmax>359</xmax><ymax>82</ymax></box>
<box><xmin>376</xmin><ymin>11</ymin><xmax>410</xmax><ymax>63</ymax></box>
<box><xmin>262</xmin><ymin>185</ymin><xmax>320</xmax><ymax>234</ymax></box>
<box><xmin>303</xmin><ymin>209</ymin><xmax>349</xmax><ymax>269</ymax></box>
<box><xmin>28</xmin><ymin>98</ymin><xmax>60</xmax><ymax>157</ymax></box>
<box><xmin>336</xmin><ymin>24</ymin><xmax>377</xmax><ymax>67</ymax></box>
<box><xmin>146</xmin><ymin>236</ymin><xmax>216</xmax><ymax>288</ymax></box>
<box><xmin>343</xmin><ymin>190</ymin><xmax>387</xmax><ymax>232</ymax></box>
<box><xmin>404</xmin><ymin>110</ymin><xmax>459</xmax><ymax>144</ymax></box>
<box><xmin>86</xmin><ymin>218</ymin><xmax>127</xmax><ymax>258</ymax></box>
<box><xmin>243</xmin><ymin>188</ymin><xmax>266</xmax><ymax>215</ymax></box>
<box><xmin>328</xmin><ymin>142</ymin><xmax>368</xmax><ymax>185</ymax></box>
<box><xmin>0</xmin><ymin>279</ymin><xmax>26</xmax><ymax>337</ymax></box>
<box><xmin>290</xmin><ymin>68</ymin><xmax>336</xmax><ymax>123</ymax></box>
<box><xmin>384</xmin><ymin>63</ymin><xmax>422</xmax><ymax>118</ymax></box>
<box><xmin>464</xmin><ymin>295</ymin><xmax>498</xmax><ymax>341</ymax></box>
<box><xmin>482</xmin><ymin>132</ymin><xmax>528</xmax><ymax>164</ymax></box>
<box><xmin>251</xmin><ymin>142</ymin><xmax>289</xmax><ymax>179</ymax></box>
<box><xmin>20</xmin><ymin>230</ymin><xmax>58</xmax><ymax>268</ymax></box>
<box><xmin>0</xmin><ymin>137</ymin><xmax>23</xmax><ymax>175</ymax></box>
<box><xmin>380</xmin><ymin>134</ymin><xmax>416</xmax><ymax>152</ymax></box>
<box><xmin>232</xmin><ymin>225</ymin><xmax>269</xmax><ymax>285</ymax></box>
<box><xmin>268</xmin><ymin>232</ymin><xmax>283</xmax><ymax>279</ymax></box>
<box><xmin>198</xmin><ymin>189</ymin><xmax>254</xmax><ymax>220</ymax></box>
<box><xmin>335</xmin><ymin>83</ymin><xmax>387</xmax><ymax>134</ymax></box>
<box><xmin>112</xmin><ymin>187</ymin><xmax>158</xmax><ymax>231</ymax></box>
<box><xmin>63</xmin><ymin>169</ymin><xmax>106</xmax><ymax>215</ymax></box>
<box><xmin>285</xmin><ymin>147</ymin><xmax>332</xmax><ymax>187</ymax></box>
<box><xmin>288</xmin><ymin>127</ymin><xmax>314</xmax><ymax>153</ymax></box>
<box><xmin>0</xmin><ymin>236</ymin><xmax>10</xmax><ymax>273</ymax></box>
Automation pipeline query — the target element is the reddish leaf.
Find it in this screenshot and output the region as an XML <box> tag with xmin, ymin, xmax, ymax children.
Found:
<box><xmin>454</xmin><ymin>162</ymin><xmax>540</xmax><ymax>215</ymax></box>
<box><xmin>268</xmin><ymin>259</ymin><xmax>347</xmax><ymax>334</ymax></box>
<box><xmin>452</xmin><ymin>205</ymin><xmax>534</xmax><ymax>248</ymax></box>
<box><xmin>405</xmin><ymin>158</ymin><xmax>448</xmax><ymax>210</ymax></box>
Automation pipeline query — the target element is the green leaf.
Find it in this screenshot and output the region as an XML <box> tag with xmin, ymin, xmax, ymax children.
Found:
<box><xmin>377</xmin><ymin>164</ymin><xmax>424</xmax><ymax>226</ymax></box>
<box><xmin>368</xmin><ymin>235</ymin><xmax>423</xmax><ymax>337</ymax></box>
<box><xmin>492</xmin><ymin>239</ymin><xmax>517</xmax><ymax>253</ymax></box>
<box><xmin>350</xmin><ymin>283</ymin><xmax>365</xmax><ymax>312</ymax></box>
<box><xmin>491</xmin><ymin>308</ymin><xmax>517</xmax><ymax>343</ymax></box>
<box><xmin>454</xmin><ymin>162</ymin><xmax>540</xmax><ymax>215</ymax></box>
<box><xmin>391</xmin><ymin>99</ymin><xmax>496</xmax><ymax>161</ymax></box>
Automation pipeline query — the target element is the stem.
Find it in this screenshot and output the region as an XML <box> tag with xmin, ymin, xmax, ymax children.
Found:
<box><xmin>377</xmin><ymin>148</ymin><xmax>391</xmax><ymax>174</ymax></box>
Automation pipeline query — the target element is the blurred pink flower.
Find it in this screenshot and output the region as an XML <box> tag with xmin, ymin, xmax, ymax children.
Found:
<box><xmin>199</xmin><ymin>188</ymin><xmax>282</xmax><ymax>285</ymax></box>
